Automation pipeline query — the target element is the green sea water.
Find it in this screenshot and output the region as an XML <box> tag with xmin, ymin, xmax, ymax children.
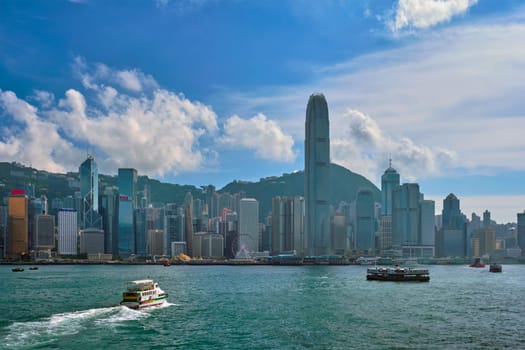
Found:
<box><xmin>1</xmin><ymin>264</ymin><xmax>524</xmax><ymax>349</ymax></box>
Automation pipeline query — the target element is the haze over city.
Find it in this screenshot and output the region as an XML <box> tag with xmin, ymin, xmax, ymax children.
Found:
<box><xmin>1</xmin><ymin>0</ymin><xmax>525</xmax><ymax>223</ymax></box>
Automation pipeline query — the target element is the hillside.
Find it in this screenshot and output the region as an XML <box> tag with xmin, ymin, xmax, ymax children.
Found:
<box><xmin>221</xmin><ymin>163</ymin><xmax>380</xmax><ymax>218</ymax></box>
<box><xmin>0</xmin><ymin>162</ymin><xmax>380</xmax><ymax>220</ymax></box>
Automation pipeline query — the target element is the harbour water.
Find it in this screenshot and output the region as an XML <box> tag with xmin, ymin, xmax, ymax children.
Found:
<box><xmin>1</xmin><ymin>264</ymin><xmax>524</xmax><ymax>349</ymax></box>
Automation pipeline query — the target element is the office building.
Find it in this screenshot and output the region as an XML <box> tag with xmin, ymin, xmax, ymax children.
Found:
<box><xmin>518</xmin><ymin>211</ymin><xmax>525</xmax><ymax>251</ymax></box>
<box><xmin>34</xmin><ymin>214</ymin><xmax>55</xmax><ymax>253</ymax></box>
<box><xmin>271</xmin><ymin>196</ymin><xmax>304</xmax><ymax>255</ymax></box>
<box><xmin>147</xmin><ymin>229</ymin><xmax>164</xmax><ymax>256</ymax></box>
<box><xmin>58</xmin><ymin>208</ymin><xmax>78</xmax><ymax>255</ymax></box>
<box><xmin>436</xmin><ymin>194</ymin><xmax>467</xmax><ymax>257</ymax></box>
<box><xmin>100</xmin><ymin>187</ymin><xmax>119</xmax><ymax>255</ymax></box>
<box><xmin>239</xmin><ymin>198</ymin><xmax>259</xmax><ymax>254</ymax></box>
<box><xmin>355</xmin><ymin>188</ymin><xmax>376</xmax><ymax>251</ymax></box>
<box><xmin>7</xmin><ymin>190</ymin><xmax>29</xmax><ymax>258</ymax></box>
<box><xmin>304</xmin><ymin>93</ymin><xmax>331</xmax><ymax>256</ymax></box>
<box><xmin>79</xmin><ymin>155</ymin><xmax>101</xmax><ymax>229</ymax></box>
<box><xmin>381</xmin><ymin>160</ymin><xmax>400</xmax><ymax>216</ymax></box>
<box><xmin>79</xmin><ymin>228</ymin><xmax>104</xmax><ymax>254</ymax></box>
<box><xmin>118</xmin><ymin>168</ymin><xmax>137</xmax><ymax>258</ymax></box>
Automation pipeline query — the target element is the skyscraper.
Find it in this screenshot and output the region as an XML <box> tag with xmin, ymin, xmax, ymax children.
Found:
<box><xmin>118</xmin><ymin>168</ymin><xmax>137</xmax><ymax>258</ymax></box>
<box><xmin>79</xmin><ymin>155</ymin><xmax>101</xmax><ymax>229</ymax></box>
<box><xmin>518</xmin><ymin>211</ymin><xmax>525</xmax><ymax>251</ymax></box>
<box><xmin>381</xmin><ymin>160</ymin><xmax>400</xmax><ymax>216</ymax></box>
<box><xmin>304</xmin><ymin>93</ymin><xmax>331</xmax><ymax>257</ymax></box>
<box><xmin>58</xmin><ymin>208</ymin><xmax>77</xmax><ymax>255</ymax></box>
<box><xmin>271</xmin><ymin>196</ymin><xmax>304</xmax><ymax>255</ymax></box>
<box><xmin>239</xmin><ymin>198</ymin><xmax>259</xmax><ymax>254</ymax></box>
<box><xmin>392</xmin><ymin>183</ymin><xmax>420</xmax><ymax>247</ymax></box>
<box><xmin>7</xmin><ymin>190</ymin><xmax>29</xmax><ymax>258</ymax></box>
<box><xmin>436</xmin><ymin>193</ymin><xmax>467</xmax><ymax>257</ymax></box>
<box><xmin>355</xmin><ymin>188</ymin><xmax>376</xmax><ymax>251</ymax></box>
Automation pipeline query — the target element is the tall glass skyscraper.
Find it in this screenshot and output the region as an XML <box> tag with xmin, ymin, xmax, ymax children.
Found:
<box><xmin>118</xmin><ymin>168</ymin><xmax>137</xmax><ymax>258</ymax></box>
<box><xmin>304</xmin><ymin>93</ymin><xmax>331</xmax><ymax>257</ymax></box>
<box><xmin>79</xmin><ymin>155</ymin><xmax>101</xmax><ymax>229</ymax></box>
<box><xmin>392</xmin><ymin>183</ymin><xmax>420</xmax><ymax>246</ymax></box>
<box><xmin>356</xmin><ymin>188</ymin><xmax>376</xmax><ymax>250</ymax></box>
<box><xmin>381</xmin><ymin>161</ymin><xmax>400</xmax><ymax>216</ymax></box>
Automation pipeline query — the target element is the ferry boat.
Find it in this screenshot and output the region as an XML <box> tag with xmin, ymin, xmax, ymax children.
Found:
<box><xmin>120</xmin><ymin>279</ymin><xmax>168</xmax><ymax>309</ymax></box>
<box><xmin>470</xmin><ymin>257</ymin><xmax>485</xmax><ymax>268</ymax></box>
<box><xmin>489</xmin><ymin>263</ymin><xmax>502</xmax><ymax>273</ymax></box>
<box><xmin>366</xmin><ymin>266</ymin><xmax>430</xmax><ymax>282</ymax></box>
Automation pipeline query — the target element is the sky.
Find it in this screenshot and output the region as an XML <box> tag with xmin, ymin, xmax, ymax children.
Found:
<box><xmin>1</xmin><ymin>0</ymin><xmax>525</xmax><ymax>223</ymax></box>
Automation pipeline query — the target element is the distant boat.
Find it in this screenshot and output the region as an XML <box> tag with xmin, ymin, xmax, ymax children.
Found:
<box><xmin>355</xmin><ymin>256</ymin><xmax>379</xmax><ymax>265</ymax></box>
<box><xmin>489</xmin><ymin>263</ymin><xmax>502</xmax><ymax>273</ymax></box>
<box><xmin>470</xmin><ymin>258</ymin><xmax>485</xmax><ymax>268</ymax></box>
<box><xmin>12</xmin><ymin>267</ymin><xmax>24</xmax><ymax>272</ymax></box>
<box><xmin>29</xmin><ymin>266</ymin><xmax>39</xmax><ymax>270</ymax></box>
<box><xmin>120</xmin><ymin>279</ymin><xmax>168</xmax><ymax>309</ymax></box>
<box><xmin>366</xmin><ymin>266</ymin><xmax>430</xmax><ymax>282</ymax></box>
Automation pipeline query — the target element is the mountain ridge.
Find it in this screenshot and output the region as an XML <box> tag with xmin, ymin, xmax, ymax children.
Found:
<box><xmin>0</xmin><ymin>162</ymin><xmax>380</xmax><ymax>220</ymax></box>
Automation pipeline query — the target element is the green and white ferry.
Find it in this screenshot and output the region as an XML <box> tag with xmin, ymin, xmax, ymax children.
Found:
<box><xmin>120</xmin><ymin>279</ymin><xmax>168</xmax><ymax>309</ymax></box>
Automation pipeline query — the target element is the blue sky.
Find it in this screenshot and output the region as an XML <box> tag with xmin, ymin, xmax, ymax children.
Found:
<box><xmin>1</xmin><ymin>0</ymin><xmax>525</xmax><ymax>223</ymax></box>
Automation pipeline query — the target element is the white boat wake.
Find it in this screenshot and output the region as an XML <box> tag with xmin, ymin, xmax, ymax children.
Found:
<box><xmin>3</xmin><ymin>305</ymin><xmax>157</xmax><ymax>348</ymax></box>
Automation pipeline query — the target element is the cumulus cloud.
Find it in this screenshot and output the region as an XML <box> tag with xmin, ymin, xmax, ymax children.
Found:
<box><xmin>0</xmin><ymin>57</ymin><xmax>298</xmax><ymax>179</ymax></box>
<box><xmin>30</xmin><ymin>90</ymin><xmax>55</xmax><ymax>109</ymax></box>
<box><xmin>73</xmin><ymin>56</ymin><xmax>159</xmax><ymax>93</ymax></box>
<box><xmin>392</xmin><ymin>0</ymin><xmax>478</xmax><ymax>32</ymax></box>
<box><xmin>47</xmin><ymin>87</ymin><xmax>219</xmax><ymax>176</ymax></box>
<box><xmin>220</xmin><ymin>113</ymin><xmax>296</xmax><ymax>162</ymax></box>
<box><xmin>226</xmin><ymin>12</ymin><xmax>525</xmax><ymax>183</ymax></box>
<box><xmin>0</xmin><ymin>90</ymin><xmax>80</xmax><ymax>172</ymax></box>
<box><xmin>331</xmin><ymin>109</ymin><xmax>458</xmax><ymax>182</ymax></box>
<box><xmin>0</xmin><ymin>58</ymin><xmax>225</xmax><ymax>177</ymax></box>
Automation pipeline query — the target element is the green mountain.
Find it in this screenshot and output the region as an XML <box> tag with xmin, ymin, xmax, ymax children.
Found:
<box><xmin>0</xmin><ymin>162</ymin><xmax>380</xmax><ymax>220</ymax></box>
<box><xmin>221</xmin><ymin>163</ymin><xmax>380</xmax><ymax>218</ymax></box>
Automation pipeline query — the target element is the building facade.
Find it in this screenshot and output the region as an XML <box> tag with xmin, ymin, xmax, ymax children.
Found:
<box><xmin>79</xmin><ymin>155</ymin><xmax>101</xmax><ymax>229</ymax></box>
<box><xmin>118</xmin><ymin>168</ymin><xmax>137</xmax><ymax>258</ymax></box>
<box><xmin>355</xmin><ymin>188</ymin><xmax>376</xmax><ymax>251</ymax></box>
<box><xmin>239</xmin><ymin>198</ymin><xmax>259</xmax><ymax>254</ymax></box>
<box><xmin>7</xmin><ymin>191</ymin><xmax>29</xmax><ymax>258</ymax></box>
<box><xmin>58</xmin><ymin>208</ymin><xmax>78</xmax><ymax>255</ymax></box>
<box><xmin>304</xmin><ymin>93</ymin><xmax>331</xmax><ymax>256</ymax></box>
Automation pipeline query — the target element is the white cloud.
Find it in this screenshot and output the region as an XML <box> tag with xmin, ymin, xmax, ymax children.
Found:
<box><xmin>0</xmin><ymin>90</ymin><xmax>80</xmax><ymax>172</ymax></box>
<box><xmin>331</xmin><ymin>109</ymin><xmax>458</xmax><ymax>182</ymax></box>
<box><xmin>47</xmin><ymin>87</ymin><xmax>219</xmax><ymax>176</ymax></box>
<box><xmin>223</xmin><ymin>12</ymin><xmax>525</xmax><ymax>184</ymax></box>
<box><xmin>73</xmin><ymin>57</ymin><xmax>159</xmax><ymax>93</ymax></box>
<box><xmin>220</xmin><ymin>113</ymin><xmax>296</xmax><ymax>162</ymax></box>
<box><xmin>30</xmin><ymin>90</ymin><xmax>55</xmax><ymax>109</ymax></box>
<box><xmin>392</xmin><ymin>0</ymin><xmax>478</xmax><ymax>32</ymax></box>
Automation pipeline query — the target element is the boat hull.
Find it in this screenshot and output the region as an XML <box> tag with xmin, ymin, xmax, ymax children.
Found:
<box><xmin>120</xmin><ymin>295</ymin><xmax>168</xmax><ymax>309</ymax></box>
<box><xmin>489</xmin><ymin>264</ymin><xmax>502</xmax><ymax>273</ymax></box>
<box><xmin>367</xmin><ymin>274</ymin><xmax>430</xmax><ymax>282</ymax></box>
<box><xmin>366</xmin><ymin>267</ymin><xmax>430</xmax><ymax>282</ymax></box>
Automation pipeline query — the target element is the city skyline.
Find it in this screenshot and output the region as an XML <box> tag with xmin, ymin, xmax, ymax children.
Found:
<box><xmin>1</xmin><ymin>1</ymin><xmax>525</xmax><ymax>223</ymax></box>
